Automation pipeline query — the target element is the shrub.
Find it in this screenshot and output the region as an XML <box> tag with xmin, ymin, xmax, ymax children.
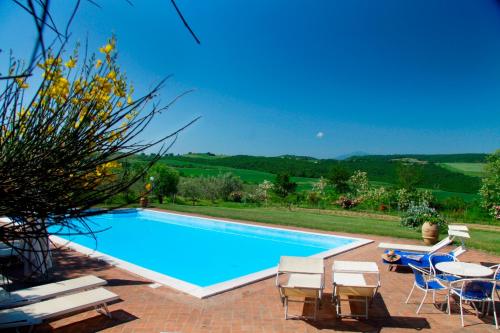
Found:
<box><xmin>401</xmin><ymin>202</ymin><xmax>446</xmax><ymax>231</ymax></box>
<box><xmin>336</xmin><ymin>196</ymin><xmax>361</xmax><ymax>209</ymax></box>
<box><xmin>307</xmin><ymin>191</ymin><xmax>321</xmax><ymax>206</ymax></box>
<box><xmin>349</xmin><ymin>170</ymin><xmax>369</xmax><ymax>197</ymax></box>
<box><xmin>219</xmin><ymin>173</ymin><xmax>243</xmax><ymax>200</ymax></box>
<box><xmin>228</xmin><ymin>191</ymin><xmax>243</xmax><ymax>203</ymax></box>
<box><xmin>417</xmin><ymin>189</ymin><xmax>435</xmax><ymax>206</ymax></box>
<box><xmin>480</xmin><ymin>150</ymin><xmax>500</xmax><ymax>219</ymax></box>
<box><xmin>364</xmin><ymin>186</ymin><xmax>390</xmax><ymax>209</ymax></box>
<box><xmin>396</xmin><ymin>188</ymin><xmax>412</xmax><ymax>211</ymax></box>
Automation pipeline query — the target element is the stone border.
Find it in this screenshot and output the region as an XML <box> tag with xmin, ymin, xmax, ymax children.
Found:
<box><xmin>51</xmin><ymin>209</ymin><xmax>373</xmax><ymax>298</ymax></box>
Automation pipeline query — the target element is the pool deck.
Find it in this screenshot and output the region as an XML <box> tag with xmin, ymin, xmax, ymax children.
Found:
<box><xmin>3</xmin><ymin>214</ymin><xmax>500</xmax><ymax>332</ymax></box>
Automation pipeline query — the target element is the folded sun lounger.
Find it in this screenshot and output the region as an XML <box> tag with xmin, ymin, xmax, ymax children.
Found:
<box><xmin>0</xmin><ymin>287</ymin><xmax>119</xmax><ymax>331</ymax></box>
<box><xmin>0</xmin><ymin>275</ymin><xmax>107</xmax><ymax>309</ymax></box>
<box><xmin>276</xmin><ymin>256</ymin><xmax>325</xmax><ymax>320</ymax></box>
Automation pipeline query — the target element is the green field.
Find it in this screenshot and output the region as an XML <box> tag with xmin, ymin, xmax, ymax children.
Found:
<box><xmin>439</xmin><ymin>163</ymin><xmax>485</xmax><ymax>177</ymax></box>
<box><xmin>157</xmin><ymin>204</ymin><xmax>500</xmax><ymax>255</ymax></box>
<box><xmin>160</xmin><ymin>157</ymin><xmax>318</xmax><ymax>188</ymax></box>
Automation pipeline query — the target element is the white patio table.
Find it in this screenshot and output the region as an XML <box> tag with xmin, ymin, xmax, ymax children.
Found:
<box><xmin>435</xmin><ymin>262</ymin><xmax>493</xmax><ymax>278</ymax></box>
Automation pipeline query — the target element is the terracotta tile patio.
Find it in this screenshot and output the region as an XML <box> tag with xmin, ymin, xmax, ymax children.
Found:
<box><xmin>2</xmin><ymin>215</ymin><xmax>499</xmax><ymax>332</ymax></box>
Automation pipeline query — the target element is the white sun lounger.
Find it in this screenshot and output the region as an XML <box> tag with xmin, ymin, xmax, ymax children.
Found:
<box><xmin>378</xmin><ymin>229</ymin><xmax>470</xmax><ymax>254</ymax></box>
<box><xmin>0</xmin><ymin>287</ymin><xmax>119</xmax><ymax>331</ymax></box>
<box><xmin>0</xmin><ymin>275</ymin><xmax>107</xmax><ymax>309</ymax></box>
<box><xmin>276</xmin><ymin>256</ymin><xmax>325</xmax><ymax>320</ymax></box>
<box><xmin>332</xmin><ymin>261</ymin><xmax>380</xmax><ymax>319</ymax></box>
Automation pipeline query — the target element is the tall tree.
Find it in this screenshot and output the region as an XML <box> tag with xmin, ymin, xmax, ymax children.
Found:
<box><xmin>273</xmin><ymin>173</ymin><xmax>297</xmax><ymax>198</ymax></box>
<box><xmin>328</xmin><ymin>165</ymin><xmax>351</xmax><ymax>193</ymax></box>
<box><xmin>150</xmin><ymin>165</ymin><xmax>180</xmax><ymax>204</ymax></box>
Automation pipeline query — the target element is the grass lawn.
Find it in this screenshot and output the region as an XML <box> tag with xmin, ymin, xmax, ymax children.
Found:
<box><xmin>156</xmin><ymin>203</ymin><xmax>500</xmax><ymax>255</ymax></box>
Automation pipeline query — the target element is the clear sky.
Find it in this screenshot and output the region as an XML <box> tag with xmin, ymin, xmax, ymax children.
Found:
<box><xmin>1</xmin><ymin>0</ymin><xmax>499</xmax><ymax>158</ymax></box>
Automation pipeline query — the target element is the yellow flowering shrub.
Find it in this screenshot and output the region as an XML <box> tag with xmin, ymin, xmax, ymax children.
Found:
<box><xmin>4</xmin><ymin>37</ymin><xmax>145</xmax><ymax>186</ymax></box>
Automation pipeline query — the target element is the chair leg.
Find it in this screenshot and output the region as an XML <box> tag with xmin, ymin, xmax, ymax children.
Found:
<box><xmin>432</xmin><ymin>291</ymin><xmax>436</xmax><ymax>304</ymax></box>
<box><xmin>447</xmin><ymin>291</ymin><xmax>451</xmax><ymax>315</ymax></box>
<box><xmin>492</xmin><ymin>299</ymin><xmax>498</xmax><ymax>330</ymax></box>
<box><xmin>365</xmin><ymin>296</ymin><xmax>369</xmax><ymax>319</ymax></box>
<box><xmin>406</xmin><ymin>284</ymin><xmax>416</xmax><ymax>304</ymax></box>
<box><xmin>417</xmin><ymin>291</ymin><xmax>427</xmax><ymax>314</ymax></box>
<box><xmin>284</xmin><ymin>297</ymin><xmax>288</xmax><ymax>320</ymax></box>
<box><xmin>460</xmin><ymin>298</ymin><xmax>465</xmax><ymax>327</ymax></box>
<box><xmin>314</xmin><ymin>298</ymin><xmax>318</xmax><ymax>320</ymax></box>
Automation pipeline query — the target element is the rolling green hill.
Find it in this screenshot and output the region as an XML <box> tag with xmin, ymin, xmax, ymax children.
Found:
<box><xmin>160</xmin><ymin>153</ymin><xmax>483</xmax><ymax>194</ymax></box>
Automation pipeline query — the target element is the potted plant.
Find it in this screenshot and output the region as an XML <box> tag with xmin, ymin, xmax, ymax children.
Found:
<box><xmin>421</xmin><ymin>215</ymin><xmax>443</xmax><ymax>245</ymax></box>
<box><xmin>401</xmin><ymin>202</ymin><xmax>446</xmax><ymax>245</ymax></box>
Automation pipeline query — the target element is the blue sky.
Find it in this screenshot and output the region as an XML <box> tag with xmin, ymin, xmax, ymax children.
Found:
<box><xmin>1</xmin><ymin>0</ymin><xmax>499</xmax><ymax>158</ymax></box>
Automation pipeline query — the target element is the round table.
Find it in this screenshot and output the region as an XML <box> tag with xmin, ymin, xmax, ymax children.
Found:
<box><xmin>435</xmin><ymin>262</ymin><xmax>493</xmax><ymax>278</ymax></box>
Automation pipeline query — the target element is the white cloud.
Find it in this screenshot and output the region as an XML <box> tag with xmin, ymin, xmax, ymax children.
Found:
<box><xmin>316</xmin><ymin>131</ymin><xmax>324</xmax><ymax>139</ymax></box>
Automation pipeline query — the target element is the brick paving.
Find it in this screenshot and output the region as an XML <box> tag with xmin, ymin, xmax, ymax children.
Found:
<box><xmin>1</xmin><ymin>216</ymin><xmax>499</xmax><ymax>332</ymax></box>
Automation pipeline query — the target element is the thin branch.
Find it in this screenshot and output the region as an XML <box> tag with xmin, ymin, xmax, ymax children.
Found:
<box><xmin>170</xmin><ymin>0</ymin><xmax>201</xmax><ymax>44</ymax></box>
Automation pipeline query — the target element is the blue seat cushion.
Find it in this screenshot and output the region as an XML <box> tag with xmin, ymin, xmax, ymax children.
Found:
<box><xmin>453</xmin><ymin>281</ymin><xmax>494</xmax><ymax>300</ymax></box>
<box><xmin>382</xmin><ymin>250</ymin><xmax>430</xmax><ymax>268</ymax></box>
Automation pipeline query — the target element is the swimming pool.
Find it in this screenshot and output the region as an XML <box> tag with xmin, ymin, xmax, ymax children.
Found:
<box><xmin>51</xmin><ymin>209</ymin><xmax>372</xmax><ymax>298</ymax></box>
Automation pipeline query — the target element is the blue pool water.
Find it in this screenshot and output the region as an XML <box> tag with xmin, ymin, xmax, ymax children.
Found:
<box><xmin>56</xmin><ymin>210</ymin><xmax>356</xmax><ymax>287</ymax></box>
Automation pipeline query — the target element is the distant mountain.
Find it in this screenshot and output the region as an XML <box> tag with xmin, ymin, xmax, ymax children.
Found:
<box><xmin>335</xmin><ymin>151</ymin><xmax>369</xmax><ymax>160</ymax></box>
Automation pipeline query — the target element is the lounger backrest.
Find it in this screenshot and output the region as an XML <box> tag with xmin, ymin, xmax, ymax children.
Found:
<box><xmin>448</xmin><ymin>225</ymin><xmax>469</xmax><ymax>232</ymax></box>
<box><xmin>278</xmin><ymin>256</ymin><xmax>323</xmax><ymax>274</ymax></box>
<box><xmin>448</xmin><ymin>230</ymin><xmax>470</xmax><ymax>239</ymax></box>
<box><xmin>335</xmin><ymin>285</ymin><xmax>377</xmax><ymax>297</ymax></box>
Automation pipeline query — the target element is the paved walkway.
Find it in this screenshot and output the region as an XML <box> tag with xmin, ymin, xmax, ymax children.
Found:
<box><xmin>2</xmin><ymin>221</ymin><xmax>499</xmax><ymax>332</ymax></box>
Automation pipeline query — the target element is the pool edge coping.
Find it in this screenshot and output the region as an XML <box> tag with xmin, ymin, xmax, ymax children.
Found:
<box><xmin>51</xmin><ymin>209</ymin><xmax>373</xmax><ymax>299</ymax></box>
